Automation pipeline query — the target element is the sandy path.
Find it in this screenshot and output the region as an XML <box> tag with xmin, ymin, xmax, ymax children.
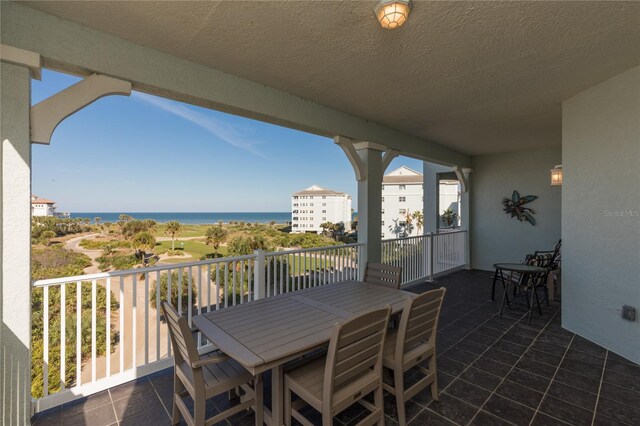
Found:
<box><xmin>64</xmin><ymin>233</ymin><xmax>102</xmax><ymax>274</ymax></box>
<box><xmin>79</xmin><ymin>267</ymin><xmax>221</xmax><ymax>384</ymax></box>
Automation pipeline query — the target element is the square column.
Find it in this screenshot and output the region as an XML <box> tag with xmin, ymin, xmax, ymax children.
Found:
<box><xmin>1</xmin><ymin>63</ymin><xmax>33</xmax><ymax>423</ymax></box>
<box><xmin>458</xmin><ymin>169</ymin><xmax>471</xmax><ymax>268</ymax></box>
<box><xmin>357</xmin><ymin>146</ymin><xmax>384</xmax><ymax>277</ymax></box>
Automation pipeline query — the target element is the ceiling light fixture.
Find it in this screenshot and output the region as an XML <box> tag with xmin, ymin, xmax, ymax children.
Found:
<box><xmin>374</xmin><ymin>0</ymin><xmax>412</xmax><ymax>29</ymax></box>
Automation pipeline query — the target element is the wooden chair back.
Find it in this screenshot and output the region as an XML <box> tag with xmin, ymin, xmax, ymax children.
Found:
<box><xmin>396</xmin><ymin>288</ymin><xmax>446</xmax><ymax>366</ymax></box>
<box><xmin>323</xmin><ymin>307</ymin><xmax>390</xmax><ymax>407</ymax></box>
<box><xmin>364</xmin><ymin>262</ymin><xmax>402</xmax><ymax>289</ymax></box>
<box><xmin>162</xmin><ymin>301</ymin><xmax>200</xmax><ymax>368</ymax></box>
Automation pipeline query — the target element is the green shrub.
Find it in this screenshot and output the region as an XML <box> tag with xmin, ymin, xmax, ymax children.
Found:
<box><xmin>150</xmin><ymin>271</ymin><xmax>197</xmax><ymax>314</ymax></box>
<box><xmin>96</xmin><ymin>254</ymin><xmax>138</xmax><ymax>271</ymax></box>
<box><xmin>31</xmin><ymin>283</ymin><xmax>118</xmax><ymax>398</ymax></box>
<box><xmin>31</xmin><ymin>246</ymin><xmax>92</xmax><ymax>280</ymax></box>
<box><xmin>79</xmin><ymin>238</ymin><xmax>129</xmax><ymax>250</ymax></box>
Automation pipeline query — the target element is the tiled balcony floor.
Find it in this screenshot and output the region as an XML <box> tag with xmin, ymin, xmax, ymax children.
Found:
<box><xmin>32</xmin><ymin>270</ymin><xmax>640</xmax><ymax>425</ymax></box>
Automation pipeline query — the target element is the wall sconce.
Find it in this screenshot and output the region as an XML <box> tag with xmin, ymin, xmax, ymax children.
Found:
<box><xmin>550</xmin><ymin>165</ymin><xmax>563</xmax><ymax>186</ymax></box>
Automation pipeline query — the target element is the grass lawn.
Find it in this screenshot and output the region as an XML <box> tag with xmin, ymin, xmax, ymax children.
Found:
<box><xmin>286</xmin><ymin>254</ymin><xmax>335</xmax><ymax>274</ymax></box>
<box><xmin>154</xmin><ymin>239</ymin><xmax>228</xmax><ymax>259</ymax></box>
<box><xmin>153</xmin><ymin>224</ymin><xmax>210</xmax><ymax>238</ymax></box>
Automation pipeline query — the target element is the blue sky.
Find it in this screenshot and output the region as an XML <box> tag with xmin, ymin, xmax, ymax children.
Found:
<box><xmin>32</xmin><ymin>70</ymin><xmax>423</xmax><ymax>212</ymax></box>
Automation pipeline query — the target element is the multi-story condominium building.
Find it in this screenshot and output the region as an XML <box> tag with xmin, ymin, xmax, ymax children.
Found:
<box><xmin>382</xmin><ymin>166</ymin><xmax>460</xmax><ymax>238</ymax></box>
<box><xmin>291</xmin><ymin>185</ymin><xmax>352</xmax><ymax>233</ymax></box>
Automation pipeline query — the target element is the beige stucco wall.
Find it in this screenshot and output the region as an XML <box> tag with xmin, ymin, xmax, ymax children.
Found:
<box><xmin>470</xmin><ymin>147</ymin><xmax>562</xmax><ymax>271</ymax></box>
<box><xmin>562</xmin><ymin>66</ymin><xmax>640</xmax><ymax>363</ymax></box>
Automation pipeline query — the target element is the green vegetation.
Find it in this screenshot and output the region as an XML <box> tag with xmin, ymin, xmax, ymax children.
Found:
<box><xmin>40</xmin><ymin>230</ymin><xmax>57</xmax><ymax>246</ymax></box>
<box><xmin>32</xmin><ymin>246</ymin><xmax>92</xmax><ymax>280</ymax></box>
<box><xmin>131</xmin><ymin>232</ymin><xmax>155</xmax><ymax>255</ymax></box>
<box><xmin>150</xmin><ymin>271</ymin><xmax>197</xmax><ymax>314</ymax></box>
<box><xmin>164</xmin><ymin>221</ymin><xmax>183</xmax><ymax>252</ymax></box>
<box><xmin>31</xmin><ymin>216</ymin><xmax>92</xmax><ymax>244</ymax></box>
<box><xmin>31</xmin><ymin>243</ymin><xmax>117</xmax><ymax>398</ymax></box>
<box><xmin>204</xmin><ymin>225</ymin><xmax>228</xmax><ymax>255</ymax></box>
<box><xmin>32</xmin><ymin>283</ymin><xmax>117</xmax><ymax>398</ymax></box>
<box><xmin>79</xmin><ymin>238</ymin><xmax>129</xmax><ymax>250</ymax></box>
<box><xmin>154</xmin><ymin>240</ymin><xmax>229</xmax><ymax>259</ymax></box>
<box><xmin>119</xmin><ymin>219</ymin><xmax>157</xmax><ymax>240</ymax></box>
<box><xmin>96</xmin><ymin>253</ymin><xmax>138</xmax><ymax>271</ymax></box>
<box><xmin>441</xmin><ymin>208</ymin><xmax>459</xmax><ymax>227</ymax></box>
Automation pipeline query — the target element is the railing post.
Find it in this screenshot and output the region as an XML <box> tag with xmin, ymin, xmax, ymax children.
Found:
<box><xmin>428</xmin><ymin>232</ymin><xmax>435</xmax><ymax>281</ymax></box>
<box><xmin>358</xmin><ymin>243</ymin><xmax>367</xmax><ymax>281</ymax></box>
<box><xmin>254</xmin><ymin>249</ymin><xmax>266</xmax><ymax>300</ymax></box>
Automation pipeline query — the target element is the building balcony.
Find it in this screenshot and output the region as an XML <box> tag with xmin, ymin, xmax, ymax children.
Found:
<box><xmin>32</xmin><ymin>267</ymin><xmax>640</xmax><ymax>426</ymax></box>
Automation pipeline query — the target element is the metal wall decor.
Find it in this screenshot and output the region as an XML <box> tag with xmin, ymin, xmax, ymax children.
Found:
<box><xmin>502</xmin><ymin>190</ymin><xmax>538</xmax><ymax>225</ymax></box>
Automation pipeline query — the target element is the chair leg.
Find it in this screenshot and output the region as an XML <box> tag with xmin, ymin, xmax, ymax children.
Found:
<box><xmin>254</xmin><ymin>375</ymin><xmax>264</xmax><ymax>426</ymax></box>
<box><xmin>194</xmin><ymin>391</ymin><xmax>206</xmax><ymax>426</ymax></box>
<box><xmin>374</xmin><ymin>381</ymin><xmax>384</xmax><ymax>426</ymax></box>
<box><xmin>544</xmin><ymin>286</ymin><xmax>550</xmax><ymax>306</ymax></box>
<box><xmin>284</xmin><ymin>385</ymin><xmax>292</xmax><ymax>426</ymax></box>
<box><xmin>322</xmin><ymin>410</ymin><xmax>333</xmax><ymax>426</ymax></box>
<box><xmin>172</xmin><ymin>375</ymin><xmax>183</xmax><ymax>425</ymax></box>
<box><xmin>429</xmin><ymin>355</ymin><xmax>439</xmax><ymax>401</ymax></box>
<box><xmin>534</xmin><ymin>287</ymin><xmax>543</xmax><ymax>315</ymax></box>
<box><xmin>394</xmin><ymin>369</ymin><xmax>407</xmax><ymax>426</ymax></box>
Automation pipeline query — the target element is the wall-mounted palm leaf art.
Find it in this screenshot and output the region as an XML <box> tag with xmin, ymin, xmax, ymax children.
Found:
<box><xmin>502</xmin><ymin>190</ymin><xmax>538</xmax><ymax>225</ymax></box>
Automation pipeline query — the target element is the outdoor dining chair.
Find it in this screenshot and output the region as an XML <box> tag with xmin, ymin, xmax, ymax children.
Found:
<box><xmin>382</xmin><ymin>288</ymin><xmax>446</xmax><ymax>425</ymax></box>
<box><xmin>161</xmin><ymin>301</ymin><xmax>263</xmax><ymax>426</ymax></box>
<box><xmin>364</xmin><ymin>262</ymin><xmax>403</xmax><ymax>289</ymax></box>
<box><xmin>283</xmin><ymin>307</ymin><xmax>391</xmax><ymax>426</ymax></box>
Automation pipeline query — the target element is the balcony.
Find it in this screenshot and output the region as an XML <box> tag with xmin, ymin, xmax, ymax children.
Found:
<box><xmin>30</xmin><ymin>233</ymin><xmax>467</xmax><ymax>412</ymax></box>
<box><xmin>2</xmin><ymin>2</ymin><xmax>639</xmax><ymax>425</ymax></box>
<box><xmin>31</xmin><ymin>268</ymin><xmax>640</xmax><ymax>425</ymax></box>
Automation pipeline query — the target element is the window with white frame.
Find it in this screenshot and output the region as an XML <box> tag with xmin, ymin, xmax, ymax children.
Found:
<box><xmin>399</xmin><ymin>196</ymin><xmax>406</xmax><ymax>202</ymax></box>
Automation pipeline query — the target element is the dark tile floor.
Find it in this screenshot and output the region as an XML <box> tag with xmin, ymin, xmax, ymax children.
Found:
<box><xmin>31</xmin><ymin>270</ymin><xmax>640</xmax><ymax>425</ymax></box>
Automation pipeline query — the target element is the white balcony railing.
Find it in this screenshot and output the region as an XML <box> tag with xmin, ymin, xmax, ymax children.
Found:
<box><xmin>31</xmin><ymin>233</ymin><xmax>466</xmax><ymax>412</ymax></box>
<box><xmin>381</xmin><ymin>230</ymin><xmax>467</xmax><ymax>286</ymax></box>
<box><xmin>31</xmin><ymin>243</ymin><xmax>364</xmax><ymax>412</ymax></box>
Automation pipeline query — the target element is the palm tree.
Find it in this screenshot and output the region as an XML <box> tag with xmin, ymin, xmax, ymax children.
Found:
<box><xmin>205</xmin><ymin>225</ymin><xmax>228</xmax><ymax>255</ymax></box>
<box><xmin>412</xmin><ymin>211</ymin><xmax>424</xmax><ymax>234</ymax></box>
<box><xmin>131</xmin><ymin>231</ymin><xmax>156</xmax><ymax>264</ymax></box>
<box><xmin>320</xmin><ymin>222</ymin><xmax>334</xmax><ymax>237</ymax></box>
<box><xmin>164</xmin><ymin>221</ymin><xmax>182</xmax><ymax>252</ymax></box>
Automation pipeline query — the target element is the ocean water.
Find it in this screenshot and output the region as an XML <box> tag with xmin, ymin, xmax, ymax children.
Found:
<box><xmin>70</xmin><ymin>212</ymin><xmax>291</xmax><ymax>224</ymax></box>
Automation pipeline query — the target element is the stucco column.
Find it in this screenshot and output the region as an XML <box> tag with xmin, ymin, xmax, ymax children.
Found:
<box><xmin>458</xmin><ymin>169</ymin><xmax>472</xmax><ymax>268</ymax></box>
<box><xmin>1</xmin><ymin>63</ymin><xmax>33</xmax><ymax>423</ymax></box>
<box><xmin>423</xmin><ymin>162</ymin><xmax>444</xmax><ymax>234</ymax></box>
<box><xmin>357</xmin><ymin>146</ymin><xmax>384</xmax><ymax>277</ymax></box>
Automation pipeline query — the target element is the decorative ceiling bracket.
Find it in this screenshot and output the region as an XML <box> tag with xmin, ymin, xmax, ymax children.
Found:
<box><xmin>334</xmin><ymin>136</ymin><xmax>366</xmax><ymax>181</ymax></box>
<box><xmin>0</xmin><ymin>44</ymin><xmax>41</xmax><ymax>80</ymax></box>
<box><xmin>30</xmin><ymin>73</ymin><xmax>132</xmax><ymax>145</ymax></box>
<box><xmin>454</xmin><ymin>166</ymin><xmax>472</xmax><ymax>193</ymax></box>
<box><xmin>382</xmin><ymin>149</ymin><xmax>399</xmax><ymax>172</ymax></box>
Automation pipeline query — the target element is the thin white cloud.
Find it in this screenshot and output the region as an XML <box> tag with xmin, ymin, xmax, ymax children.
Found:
<box><xmin>133</xmin><ymin>92</ymin><xmax>266</xmax><ymax>157</ymax></box>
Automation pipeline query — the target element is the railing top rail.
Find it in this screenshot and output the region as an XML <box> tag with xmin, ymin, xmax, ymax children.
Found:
<box><xmin>265</xmin><ymin>242</ymin><xmax>364</xmax><ymax>256</ymax></box>
<box><xmin>32</xmin><ymin>252</ymin><xmax>258</xmax><ymax>287</ymax></box>
<box><xmin>382</xmin><ymin>234</ymin><xmax>430</xmax><ymax>243</ymax></box>
<box><xmin>436</xmin><ymin>229</ymin><xmax>467</xmax><ymax>235</ymax></box>
<box><xmin>382</xmin><ymin>230</ymin><xmax>467</xmax><ymax>244</ymax></box>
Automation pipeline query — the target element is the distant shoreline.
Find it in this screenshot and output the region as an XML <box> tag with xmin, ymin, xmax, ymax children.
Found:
<box><xmin>70</xmin><ymin>212</ymin><xmax>292</xmax><ymax>225</ymax></box>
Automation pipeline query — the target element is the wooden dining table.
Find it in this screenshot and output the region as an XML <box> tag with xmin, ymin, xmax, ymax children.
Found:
<box><xmin>192</xmin><ymin>280</ymin><xmax>415</xmax><ymax>426</ymax></box>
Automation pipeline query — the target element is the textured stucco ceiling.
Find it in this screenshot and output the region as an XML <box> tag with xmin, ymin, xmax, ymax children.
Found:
<box><xmin>22</xmin><ymin>1</ymin><xmax>640</xmax><ymax>156</ymax></box>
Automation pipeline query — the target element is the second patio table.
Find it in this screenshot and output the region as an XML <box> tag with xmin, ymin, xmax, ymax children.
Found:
<box><xmin>193</xmin><ymin>280</ymin><xmax>414</xmax><ymax>426</ymax></box>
